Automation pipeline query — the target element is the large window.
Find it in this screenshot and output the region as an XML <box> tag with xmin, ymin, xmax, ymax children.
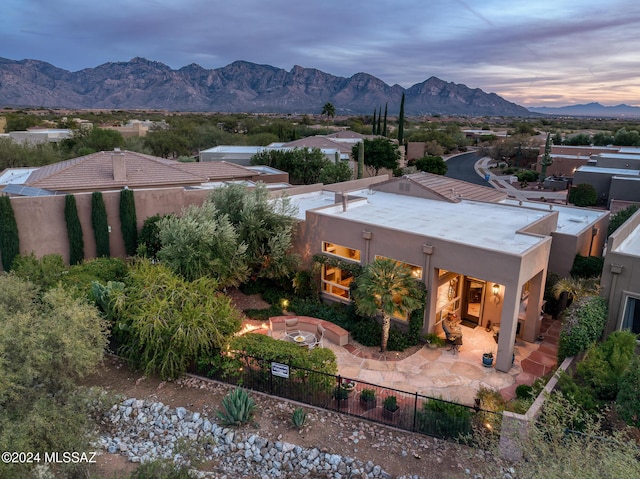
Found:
<box><xmin>621</xmin><ymin>294</ymin><xmax>640</xmax><ymax>335</ymax></box>
<box><xmin>323</xmin><ymin>242</ymin><xmax>360</xmax><ymax>261</ymax></box>
<box><xmin>322</xmin><ymin>265</ymin><xmax>353</xmax><ymax>300</ymax></box>
<box><xmin>320</xmin><ymin>242</ymin><xmax>360</xmax><ymax>302</ymax></box>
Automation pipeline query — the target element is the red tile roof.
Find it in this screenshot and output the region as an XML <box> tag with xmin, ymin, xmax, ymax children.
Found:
<box><xmin>25</xmin><ymin>151</ymin><xmax>255</xmax><ymax>192</ymax></box>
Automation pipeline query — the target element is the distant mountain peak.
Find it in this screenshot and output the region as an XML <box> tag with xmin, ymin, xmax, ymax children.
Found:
<box><xmin>529</xmin><ymin>102</ymin><xmax>640</xmax><ymax>118</ymax></box>
<box><xmin>0</xmin><ymin>57</ymin><xmax>532</xmax><ymax>116</ymax></box>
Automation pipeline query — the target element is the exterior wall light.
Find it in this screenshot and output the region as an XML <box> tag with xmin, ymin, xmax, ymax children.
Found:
<box><xmin>492</xmin><ymin>283</ymin><xmax>500</xmax><ymax>297</ymax></box>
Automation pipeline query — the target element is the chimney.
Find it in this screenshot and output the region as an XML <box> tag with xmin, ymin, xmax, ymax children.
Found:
<box><xmin>112</xmin><ymin>149</ymin><xmax>126</xmax><ymax>182</ymax></box>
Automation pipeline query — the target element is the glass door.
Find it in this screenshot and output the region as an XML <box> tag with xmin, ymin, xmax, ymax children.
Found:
<box><xmin>463</xmin><ymin>277</ymin><xmax>485</xmax><ymax>325</ymax></box>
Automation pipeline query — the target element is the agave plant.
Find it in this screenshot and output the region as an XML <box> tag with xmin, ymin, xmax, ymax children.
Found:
<box><xmin>216</xmin><ymin>388</ymin><xmax>256</xmax><ymax>426</ymax></box>
<box><xmin>291</xmin><ymin>407</ymin><xmax>307</xmax><ymax>429</ymax></box>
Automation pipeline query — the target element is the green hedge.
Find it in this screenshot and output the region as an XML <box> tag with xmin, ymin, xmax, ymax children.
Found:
<box><xmin>91</xmin><ymin>192</ymin><xmax>110</xmax><ymax>257</ymax></box>
<box><xmin>119</xmin><ymin>189</ymin><xmax>138</xmax><ymax>256</ymax></box>
<box><xmin>0</xmin><ymin>195</ymin><xmax>20</xmax><ymax>271</ymax></box>
<box><xmin>558</xmin><ymin>296</ymin><xmax>608</xmax><ymax>361</ymax></box>
<box><xmin>64</xmin><ymin>194</ymin><xmax>84</xmax><ymax>265</ymax></box>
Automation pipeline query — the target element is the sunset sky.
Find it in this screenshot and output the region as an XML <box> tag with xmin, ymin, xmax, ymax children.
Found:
<box><xmin>2</xmin><ymin>0</ymin><xmax>640</xmax><ymax>108</ymax></box>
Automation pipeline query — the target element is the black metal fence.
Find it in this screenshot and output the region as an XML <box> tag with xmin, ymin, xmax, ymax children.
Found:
<box><xmin>204</xmin><ymin>353</ymin><xmax>502</xmax><ymax>442</ymax></box>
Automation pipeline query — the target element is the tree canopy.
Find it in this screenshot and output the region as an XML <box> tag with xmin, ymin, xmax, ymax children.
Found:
<box><xmin>111</xmin><ymin>259</ymin><xmax>243</xmax><ymax>379</ymax></box>
<box><xmin>414</xmin><ymin>155</ymin><xmax>447</xmax><ymax>175</ymax></box>
<box><xmin>0</xmin><ymin>274</ymin><xmax>108</xmax><ymax>476</ymax></box>
<box><xmin>352</xmin><ymin>258</ymin><xmax>424</xmax><ymax>352</ymax></box>
<box><xmin>351</xmin><ymin>138</ymin><xmax>400</xmax><ymax>176</ymax></box>
<box><xmin>208</xmin><ymin>183</ymin><xmax>300</xmax><ymax>280</ymax></box>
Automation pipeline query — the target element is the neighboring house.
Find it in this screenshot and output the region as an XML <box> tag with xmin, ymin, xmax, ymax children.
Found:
<box><xmin>2</xmin><ymin>128</ymin><xmax>73</xmax><ymax>145</ymax></box>
<box><xmin>199</xmin><ymin>131</ymin><xmax>384</xmax><ymax>175</ymax></box>
<box><xmin>573</xmin><ymin>148</ymin><xmax>640</xmax><ymax>208</ymax></box>
<box><xmin>1</xmin><ymin>149</ymin><xmax>289</xmax><ymax>195</ymax></box>
<box><xmin>600</xmin><ymin>208</ymin><xmax>640</xmax><ymax>339</ymax></box>
<box><xmin>534</xmin><ymin>145</ymin><xmax>619</xmax><ymax>178</ymax></box>
<box><xmin>200</xmin><ymin>144</ymin><xmax>345</xmax><ymax>167</ymax></box>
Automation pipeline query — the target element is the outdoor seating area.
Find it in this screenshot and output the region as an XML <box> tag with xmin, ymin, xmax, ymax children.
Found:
<box><xmin>269</xmin><ymin>315</ymin><xmax>349</xmax><ymax>347</ymax></box>
<box><xmin>442</xmin><ymin>313</ymin><xmax>463</xmax><ymax>354</ymax></box>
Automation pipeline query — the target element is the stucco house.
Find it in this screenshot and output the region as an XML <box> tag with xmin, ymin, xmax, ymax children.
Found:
<box><xmin>282</xmin><ymin>174</ymin><xmax>598</xmax><ymax>371</ymax></box>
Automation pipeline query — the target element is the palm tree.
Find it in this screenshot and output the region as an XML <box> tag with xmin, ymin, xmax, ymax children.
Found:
<box><xmin>321</xmin><ymin>102</ymin><xmax>336</xmax><ymax>119</ymax></box>
<box><xmin>352</xmin><ymin>258</ymin><xmax>424</xmax><ymax>352</ymax></box>
<box><xmin>552</xmin><ymin>276</ymin><xmax>600</xmax><ymax>309</ymax></box>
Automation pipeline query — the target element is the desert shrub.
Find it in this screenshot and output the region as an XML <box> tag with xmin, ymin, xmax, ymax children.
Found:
<box><xmin>11</xmin><ymin>253</ymin><xmax>67</xmax><ymax>290</ymax></box>
<box><xmin>509</xmin><ymin>393</ymin><xmax>640</xmax><ymax>479</ymax></box>
<box><xmin>475</xmin><ymin>386</ymin><xmax>506</xmax><ymax>412</ymax></box>
<box><xmin>607</xmin><ymin>204</ymin><xmax>639</xmax><ymax>236</ymax></box>
<box><xmin>568</xmin><ymin>183</ymin><xmax>597</xmax><ymax>207</ymax></box>
<box><xmin>570</xmin><ymin>255</ymin><xmax>604</xmax><ymax>279</ymax></box>
<box><xmin>115</xmin><ymin>260</ymin><xmax>243</xmax><ymax>380</ymax></box>
<box><xmin>516</xmin><ymin>169</ymin><xmax>539</xmax><ymax>182</ymax></box>
<box><xmin>136</xmin><ymin>214</ymin><xmax>168</xmax><ymax>259</ymax></box>
<box><xmin>416</xmin><ymin>398</ymin><xmax>472</xmax><ymax>439</ymax></box>
<box><xmin>576</xmin><ymin>330</ymin><xmax>637</xmax><ymax>401</ymax></box>
<box><xmin>128</xmin><ymin>460</ymin><xmax>193</xmax><ymax>479</ymax></box>
<box><xmin>616</xmin><ymin>354</ymin><xmax>640</xmax><ymax>427</ymax></box>
<box><xmin>558</xmin><ymin>296</ymin><xmax>608</xmax><ymax>361</ymax></box>
<box><xmin>515</xmin><ymin>384</ymin><xmax>534</xmax><ymax>399</ymax></box>
<box><xmin>62</xmin><ymin>257</ymin><xmax>128</xmax><ymax>299</ymax></box>
<box><xmin>227</xmin><ymin>333</ymin><xmax>337</xmax><ymax>376</ymax></box>
<box><xmin>556</xmin><ymin>371</ymin><xmax>601</xmax><ymax>414</ymax></box>
<box><xmin>543</xmin><ymin>271</ymin><xmax>563</xmax><ymax>318</ymax></box>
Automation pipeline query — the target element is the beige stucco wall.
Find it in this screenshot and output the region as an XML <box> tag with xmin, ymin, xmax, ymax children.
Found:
<box><xmin>601</xmin><ymin>209</ymin><xmax>640</xmax><ymax>336</ymax></box>
<box><xmin>4</xmin><ymin>187</ymin><xmax>210</xmax><ymax>269</ymax></box>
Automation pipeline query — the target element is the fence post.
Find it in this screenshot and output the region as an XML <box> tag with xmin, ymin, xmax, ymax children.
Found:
<box><xmin>412</xmin><ymin>392</ymin><xmax>419</xmax><ymax>432</ymax></box>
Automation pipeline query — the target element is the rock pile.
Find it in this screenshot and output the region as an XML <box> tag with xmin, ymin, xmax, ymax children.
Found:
<box><xmin>97</xmin><ymin>397</ymin><xmax>415</xmax><ymax>478</ymax></box>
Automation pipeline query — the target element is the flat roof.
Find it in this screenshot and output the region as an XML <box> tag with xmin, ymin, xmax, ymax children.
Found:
<box><xmin>596</xmin><ymin>153</ymin><xmax>640</xmax><ymax>161</ymax></box>
<box><xmin>201</xmin><ymin>146</ymin><xmax>263</xmax><ymax>154</ymax></box>
<box><xmin>290</xmin><ymin>189</ymin><xmax>551</xmax><ymax>254</ymax></box>
<box><xmin>575</xmin><ymin>166</ymin><xmax>640</xmax><ymax>176</ymax></box>
<box><xmin>501</xmin><ymin>199</ymin><xmax>606</xmax><ymax>235</ymax></box>
<box><xmin>616</xmin><ymin>223</ymin><xmax>640</xmax><ymax>256</ymax></box>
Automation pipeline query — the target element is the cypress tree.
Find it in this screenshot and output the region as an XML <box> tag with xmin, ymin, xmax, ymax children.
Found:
<box><xmin>383</xmin><ymin>103</ymin><xmax>388</xmax><ymax>137</ymax></box>
<box><xmin>377</xmin><ymin>107</ymin><xmax>382</xmax><ymax>136</ymax></box>
<box><xmin>64</xmin><ymin>194</ymin><xmax>84</xmax><ymax>265</ymax></box>
<box><xmin>358</xmin><ymin>139</ymin><xmax>365</xmax><ymax>179</ymax></box>
<box><xmin>119</xmin><ymin>188</ymin><xmax>138</xmax><ymax>256</ymax></box>
<box><xmin>397</xmin><ymin>93</ymin><xmax>405</xmax><ymax>145</ymax></box>
<box><xmin>0</xmin><ymin>196</ymin><xmax>20</xmax><ymax>271</ymax></box>
<box><xmin>91</xmin><ymin>192</ymin><xmax>110</xmax><ymax>257</ymax></box>
<box><xmin>372</xmin><ymin>109</ymin><xmax>377</xmax><ymax>135</ymax></box>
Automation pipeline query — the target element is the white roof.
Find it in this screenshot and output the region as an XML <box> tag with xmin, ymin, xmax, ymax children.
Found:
<box><xmin>616</xmin><ymin>223</ymin><xmax>640</xmax><ymax>256</ymax></box>
<box><xmin>0</xmin><ymin>168</ymin><xmax>39</xmax><ymax>185</ymax></box>
<box><xmin>575</xmin><ymin>166</ymin><xmax>640</xmax><ymax>176</ymax></box>
<box><xmin>501</xmin><ymin>199</ymin><xmax>606</xmax><ymax>235</ymax></box>
<box><xmin>290</xmin><ymin>189</ymin><xmax>551</xmax><ymax>254</ymax></box>
<box><xmin>596</xmin><ymin>153</ymin><xmax>640</xmax><ymax>161</ymax></box>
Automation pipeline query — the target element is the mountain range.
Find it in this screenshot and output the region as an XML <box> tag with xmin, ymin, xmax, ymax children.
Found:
<box><xmin>528</xmin><ymin>102</ymin><xmax>640</xmax><ymax>118</ymax></box>
<box><xmin>0</xmin><ymin>57</ymin><xmax>533</xmax><ymax>117</ymax></box>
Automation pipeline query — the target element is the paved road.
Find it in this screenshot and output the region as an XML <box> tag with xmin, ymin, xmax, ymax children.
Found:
<box><xmin>444</xmin><ymin>150</ymin><xmax>488</xmax><ymax>186</ymax></box>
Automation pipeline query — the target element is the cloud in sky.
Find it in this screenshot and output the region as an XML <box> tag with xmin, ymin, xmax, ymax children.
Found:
<box><xmin>2</xmin><ymin>0</ymin><xmax>640</xmax><ymax>107</ymax></box>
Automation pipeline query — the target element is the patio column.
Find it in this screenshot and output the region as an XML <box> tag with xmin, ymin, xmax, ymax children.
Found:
<box><xmin>495</xmin><ymin>285</ymin><xmax>520</xmax><ymax>372</ymax></box>
<box><xmin>422</xmin><ymin>244</ymin><xmax>434</xmax><ymax>334</ymax></box>
<box><xmin>362</xmin><ymin>230</ymin><xmax>372</xmax><ymax>264</ymax></box>
<box><xmin>522</xmin><ymin>270</ymin><xmax>545</xmax><ymax>342</ymax></box>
